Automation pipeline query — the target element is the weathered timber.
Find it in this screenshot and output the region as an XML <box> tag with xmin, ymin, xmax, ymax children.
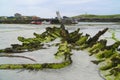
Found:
<box><xmin>86</xmin><ymin>28</ymin><xmax>108</xmax><ymax>47</ymax></box>
<box><xmin>0</xmin><ymin>54</ymin><xmax>36</xmax><ymax>62</ymax></box>
<box><xmin>0</xmin><ymin>60</ymin><xmax>72</xmax><ymax>70</ymax></box>
<box><xmin>88</xmin><ymin>39</ymin><xmax>107</xmax><ymax>56</ymax></box>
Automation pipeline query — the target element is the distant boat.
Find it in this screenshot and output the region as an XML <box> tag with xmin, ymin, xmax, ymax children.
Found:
<box><xmin>30</xmin><ymin>21</ymin><xmax>42</xmax><ymax>25</ymax></box>
<box><xmin>71</xmin><ymin>19</ymin><xmax>78</xmax><ymax>24</ymax></box>
<box><xmin>42</xmin><ymin>20</ymin><xmax>51</xmax><ymax>25</ymax></box>
<box><xmin>31</xmin><ymin>20</ymin><xmax>51</xmax><ymax>25</ymax></box>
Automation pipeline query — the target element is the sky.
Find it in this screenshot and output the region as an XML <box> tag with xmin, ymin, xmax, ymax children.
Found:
<box><xmin>0</xmin><ymin>0</ymin><xmax>120</xmax><ymax>18</ymax></box>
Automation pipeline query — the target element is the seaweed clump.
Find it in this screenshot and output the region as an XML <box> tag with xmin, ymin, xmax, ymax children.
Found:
<box><xmin>0</xmin><ymin>41</ymin><xmax>72</xmax><ymax>70</ymax></box>
<box><xmin>0</xmin><ymin>27</ymin><xmax>62</xmax><ymax>53</ymax></box>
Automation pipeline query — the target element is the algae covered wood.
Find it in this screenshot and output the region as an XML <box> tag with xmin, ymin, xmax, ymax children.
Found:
<box><xmin>86</xmin><ymin>28</ymin><xmax>108</xmax><ymax>47</ymax></box>
<box><xmin>0</xmin><ymin>24</ymin><xmax>120</xmax><ymax>80</ymax></box>
<box><xmin>0</xmin><ymin>40</ymin><xmax>72</xmax><ymax>70</ymax></box>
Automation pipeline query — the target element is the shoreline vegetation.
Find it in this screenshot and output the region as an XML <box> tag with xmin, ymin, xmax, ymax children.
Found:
<box><xmin>0</xmin><ymin>23</ymin><xmax>120</xmax><ymax>80</ymax></box>
<box><xmin>73</xmin><ymin>14</ymin><xmax>120</xmax><ymax>22</ymax></box>
<box><xmin>0</xmin><ymin>14</ymin><xmax>120</xmax><ymax>24</ymax></box>
<box><xmin>0</xmin><ymin>19</ymin><xmax>60</xmax><ymax>24</ymax></box>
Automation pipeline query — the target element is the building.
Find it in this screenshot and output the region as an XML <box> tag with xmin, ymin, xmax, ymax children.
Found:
<box><xmin>32</xmin><ymin>16</ymin><xmax>40</xmax><ymax>20</ymax></box>
<box><xmin>0</xmin><ymin>16</ymin><xmax>7</xmax><ymax>20</ymax></box>
<box><xmin>14</xmin><ymin>13</ymin><xmax>22</xmax><ymax>18</ymax></box>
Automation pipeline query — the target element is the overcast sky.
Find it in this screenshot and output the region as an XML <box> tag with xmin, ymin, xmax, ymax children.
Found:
<box><xmin>0</xmin><ymin>0</ymin><xmax>120</xmax><ymax>18</ymax></box>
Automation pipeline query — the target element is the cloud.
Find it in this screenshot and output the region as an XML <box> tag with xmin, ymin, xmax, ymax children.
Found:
<box><xmin>14</xmin><ymin>0</ymin><xmax>47</xmax><ymax>6</ymax></box>
<box><xmin>0</xmin><ymin>0</ymin><xmax>120</xmax><ymax>17</ymax></box>
<box><xmin>9</xmin><ymin>6</ymin><xmax>55</xmax><ymax>18</ymax></box>
<box><xmin>1</xmin><ymin>0</ymin><xmax>47</xmax><ymax>6</ymax></box>
<box><xmin>59</xmin><ymin>0</ymin><xmax>96</xmax><ymax>5</ymax></box>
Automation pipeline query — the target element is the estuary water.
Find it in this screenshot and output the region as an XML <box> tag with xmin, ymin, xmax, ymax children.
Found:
<box><xmin>0</xmin><ymin>22</ymin><xmax>120</xmax><ymax>80</ymax></box>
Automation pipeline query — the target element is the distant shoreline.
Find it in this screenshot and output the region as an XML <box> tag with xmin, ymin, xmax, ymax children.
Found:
<box><xmin>0</xmin><ymin>18</ymin><xmax>120</xmax><ymax>24</ymax></box>
<box><xmin>0</xmin><ymin>19</ymin><xmax>59</xmax><ymax>24</ymax></box>
<box><xmin>77</xmin><ymin>18</ymin><xmax>120</xmax><ymax>22</ymax></box>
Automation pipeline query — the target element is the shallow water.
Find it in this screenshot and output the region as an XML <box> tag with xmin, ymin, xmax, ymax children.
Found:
<box><xmin>0</xmin><ymin>23</ymin><xmax>120</xmax><ymax>80</ymax></box>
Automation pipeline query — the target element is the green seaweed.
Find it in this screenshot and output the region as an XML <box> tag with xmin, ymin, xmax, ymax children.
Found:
<box><xmin>95</xmin><ymin>49</ymin><xmax>115</xmax><ymax>59</ymax></box>
<box><xmin>54</xmin><ymin>41</ymin><xmax>72</xmax><ymax>60</ymax></box>
<box><xmin>0</xmin><ymin>37</ymin><xmax>72</xmax><ymax>70</ymax></box>
<box><xmin>0</xmin><ymin>60</ymin><xmax>72</xmax><ymax>70</ymax></box>
<box><xmin>1</xmin><ymin>24</ymin><xmax>120</xmax><ymax>80</ymax></box>
<box><xmin>99</xmin><ymin>59</ymin><xmax>113</xmax><ymax>70</ymax></box>
<box><xmin>75</xmin><ymin>34</ymin><xmax>89</xmax><ymax>46</ymax></box>
<box><xmin>88</xmin><ymin>39</ymin><xmax>107</xmax><ymax>55</ymax></box>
